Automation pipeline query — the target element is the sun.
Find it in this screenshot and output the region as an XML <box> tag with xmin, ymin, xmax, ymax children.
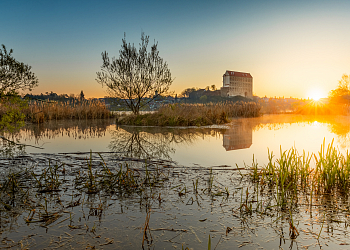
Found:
<box><xmin>308</xmin><ymin>89</ymin><xmax>325</xmax><ymax>101</ymax></box>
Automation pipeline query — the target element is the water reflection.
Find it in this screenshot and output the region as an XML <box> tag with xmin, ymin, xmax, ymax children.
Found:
<box><xmin>223</xmin><ymin>121</ymin><xmax>253</xmax><ymax>151</ymax></box>
<box><xmin>109</xmin><ymin>126</ymin><xmax>175</xmax><ymax>160</ymax></box>
<box><xmin>19</xmin><ymin>119</ymin><xmax>113</xmax><ymax>141</ymax></box>
<box><xmin>0</xmin><ymin>119</ymin><xmax>114</xmax><ymax>158</ymax></box>
<box><xmin>4</xmin><ymin>115</ymin><xmax>350</xmax><ymax>164</ymax></box>
<box><xmin>109</xmin><ymin>126</ymin><xmax>224</xmax><ymax>159</ymax></box>
<box><xmin>0</xmin><ymin>137</ymin><xmax>25</xmax><ymax>158</ymax></box>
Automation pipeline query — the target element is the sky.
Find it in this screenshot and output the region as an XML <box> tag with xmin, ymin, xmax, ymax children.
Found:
<box><xmin>2</xmin><ymin>0</ymin><xmax>350</xmax><ymax>99</ymax></box>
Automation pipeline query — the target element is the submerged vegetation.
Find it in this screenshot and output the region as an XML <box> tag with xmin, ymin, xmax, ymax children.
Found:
<box><xmin>3</xmin><ymin>140</ymin><xmax>350</xmax><ymax>248</ymax></box>
<box><xmin>118</xmin><ymin>101</ymin><xmax>261</xmax><ymax>126</ymax></box>
<box><xmin>0</xmin><ymin>152</ymin><xmax>175</xmax><ymax>249</ymax></box>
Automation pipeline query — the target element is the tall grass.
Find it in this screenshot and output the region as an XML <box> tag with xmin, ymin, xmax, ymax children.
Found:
<box><xmin>24</xmin><ymin>100</ymin><xmax>111</xmax><ymax>123</ymax></box>
<box><xmin>119</xmin><ymin>101</ymin><xmax>261</xmax><ymax>126</ymax></box>
<box><xmin>250</xmin><ymin>139</ymin><xmax>350</xmax><ymax>212</ymax></box>
<box><xmin>242</xmin><ymin>140</ymin><xmax>350</xmax><ymax>240</ymax></box>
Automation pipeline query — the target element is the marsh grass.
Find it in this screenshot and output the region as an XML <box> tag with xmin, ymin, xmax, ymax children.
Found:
<box><xmin>118</xmin><ymin>101</ymin><xmax>261</xmax><ymax>126</ymax></box>
<box><xmin>253</xmin><ymin>139</ymin><xmax>350</xmax><ymax>199</ymax></box>
<box><xmin>4</xmin><ymin>140</ymin><xmax>350</xmax><ymax>248</ymax></box>
<box><xmin>1</xmin><ymin>152</ymin><xmax>172</xmax><ymax>238</ymax></box>
<box><xmin>32</xmin><ymin>161</ymin><xmax>63</xmax><ymax>193</ymax></box>
<box><xmin>241</xmin><ymin>139</ymin><xmax>350</xmax><ymax>240</ymax></box>
<box><xmin>73</xmin><ymin>153</ymin><xmax>170</xmax><ymax>196</ymax></box>
<box><xmin>0</xmin><ymin>169</ymin><xmax>32</xmax><ymax>211</ymax></box>
<box><xmin>23</xmin><ymin>100</ymin><xmax>111</xmax><ymax>123</ymax></box>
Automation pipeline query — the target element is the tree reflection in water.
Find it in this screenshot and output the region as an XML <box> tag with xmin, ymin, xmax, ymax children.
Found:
<box><xmin>0</xmin><ymin>119</ymin><xmax>114</xmax><ymax>158</ymax></box>
<box><xmin>0</xmin><ymin>137</ymin><xmax>25</xmax><ymax>158</ymax></box>
<box><xmin>3</xmin><ymin>115</ymin><xmax>350</xmax><ymax>160</ymax></box>
<box><xmin>109</xmin><ymin>126</ymin><xmax>225</xmax><ymax>160</ymax></box>
<box><xmin>20</xmin><ymin>119</ymin><xmax>112</xmax><ymax>141</ymax></box>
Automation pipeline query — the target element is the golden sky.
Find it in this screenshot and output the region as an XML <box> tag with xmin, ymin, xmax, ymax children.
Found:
<box><xmin>2</xmin><ymin>0</ymin><xmax>350</xmax><ymax>99</ymax></box>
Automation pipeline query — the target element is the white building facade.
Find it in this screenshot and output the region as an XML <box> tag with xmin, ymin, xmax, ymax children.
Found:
<box><xmin>221</xmin><ymin>70</ymin><xmax>253</xmax><ymax>99</ymax></box>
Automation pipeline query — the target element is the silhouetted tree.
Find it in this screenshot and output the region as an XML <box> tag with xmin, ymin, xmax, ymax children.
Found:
<box><xmin>80</xmin><ymin>90</ymin><xmax>85</xmax><ymax>100</ymax></box>
<box><xmin>96</xmin><ymin>33</ymin><xmax>173</xmax><ymax>115</ymax></box>
<box><xmin>0</xmin><ymin>45</ymin><xmax>38</xmax><ymax>131</ymax></box>
<box><xmin>180</xmin><ymin>87</ymin><xmax>197</xmax><ymax>98</ymax></box>
<box><xmin>0</xmin><ymin>44</ymin><xmax>38</xmax><ymax>96</ymax></box>
<box><xmin>329</xmin><ymin>74</ymin><xmax>350</xmax><ymax>105</ymax></box>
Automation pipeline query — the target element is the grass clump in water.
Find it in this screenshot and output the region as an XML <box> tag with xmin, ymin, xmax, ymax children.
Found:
<box><xmin>118</xmin><ymin>101</ymin><xmax>261</xmax><ymax>126</ymax></box>
<box><xmin>74</xmin><ymin>153</ymin><xmax>169</xmax><ymax>196</ymax></box>
<box><xmin>240</xmin><ymin>139</ymin><xmax>350</xmax><ymax>240</ymax></box>
<box><xmin>32</xmin><ymin>161</ymin><xmax>63</xmax><ymax>193</ymax></box>
<box><xmin>0</xmin><ymin>168</ymin><xmax>33</xmax><ymax>212</ymax></box>
<box><xmin>254</xmin><ymin>139</ymin><xmax>350</xmax><ymax>198</ymax></box>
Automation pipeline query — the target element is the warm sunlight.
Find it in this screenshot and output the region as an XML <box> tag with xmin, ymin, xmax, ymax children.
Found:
<box><xmin>308</xmin><ymin>89</ymin><xmax>325</xmax><ymax>101</ymax></box>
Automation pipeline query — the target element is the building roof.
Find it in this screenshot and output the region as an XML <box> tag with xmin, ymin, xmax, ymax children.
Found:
<box><xmin>224</xmin><ymin>70</ymin><xmax>252</xmax><ymax>78</ymax></box>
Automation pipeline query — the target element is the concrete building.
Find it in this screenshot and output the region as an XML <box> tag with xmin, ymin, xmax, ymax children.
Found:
<box><xmin>221</xmin><ymin>70</ymin><xmax>253</xmax><ymax>99</ymax></box>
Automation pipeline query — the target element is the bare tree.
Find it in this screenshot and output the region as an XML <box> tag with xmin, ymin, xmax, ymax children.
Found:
<box><xmin>96</xmin><ymin>33</ymin><xmax>173</xmax><ymax>115</ymax></box>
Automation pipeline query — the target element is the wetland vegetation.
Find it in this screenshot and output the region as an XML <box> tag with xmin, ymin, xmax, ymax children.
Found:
<box><xmin>3</xmin><ymin>42</ymin><xmax>350</xmax><ymax>249</ymax></box>
<box><xmin>117</xmin><ymin>101</ymin><xmax>261</xmax><ymax>126</ymax></box>
<box><xmin>4</xmin><ymin>18</ymin><xmax>350</xmax><ymax>249</ymax></box>
<box><xmin>1</xmin><ymin>116</ymin><xmax>350</xmax><ymax>249</ymax></box>
<box><xmin>3</xmin><ymin>137</ymin><xmax>350</xmax><ymax>249</ymax></box>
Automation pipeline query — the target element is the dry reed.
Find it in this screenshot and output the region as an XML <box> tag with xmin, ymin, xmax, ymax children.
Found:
<box><xmin>119</xmin><ymin>101</ymin><xmax>261</xmax><ymax>126</ymax></box>
<box><xmin>24</xmin><ymin>100</ymin><xmax>111</xmax><ymax>123</ymax></box>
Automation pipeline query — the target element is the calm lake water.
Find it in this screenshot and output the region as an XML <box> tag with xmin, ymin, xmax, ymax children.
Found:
<box><xmin>3</xmin><ymin>114</ymin><xmax>350</xmax><ymax>249</ymax></box>
<box><xmin>15</xmin><ymin>114</ymin><xmax>350</xmax><ymax>168</ymax></box>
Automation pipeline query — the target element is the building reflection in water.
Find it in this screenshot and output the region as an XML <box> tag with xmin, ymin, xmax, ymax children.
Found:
<box><xmin>223</xmin><ymin>121</ymin><xmax>252</xmax><ymax>151</ymax></box>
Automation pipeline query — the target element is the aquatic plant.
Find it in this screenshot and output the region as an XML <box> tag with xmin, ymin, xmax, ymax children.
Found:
<box><xmin>32</xmin><ymin>161</ymin><xmax>62</xmax><ymax>193</ymax></box>
<box><xmin>4</xmin><ymin>140</ymin><xmax>350</xmax><ymax>249</ymax></box>
<box><xmin>74</xmin><ymin>152</ymin><xmax>169</xmax><ymax>196</ymax></box>
<box><xmin>0</xmin><ymin>169</ymin><xmax>30</xmax><ymax>211</ymax></box>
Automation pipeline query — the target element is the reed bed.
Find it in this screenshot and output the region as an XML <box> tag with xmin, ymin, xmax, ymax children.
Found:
<box><xmin>2</xmin><ymin>146</ymin><xmax>349</xmax><ymax>247</ymax></box>
<box><xmin>119</xmin><ymin>101</ymin><xmax>261</xmax><ymax>126</ymax></box>
<box><xmin>24</xmin><ymin>100</ymin><xmax>111</xmax><ymax>123</ymax></box>
<box><xmin>0</xmin><ymin>153</ymin><xmax>171</xmax><ymax>225</ymax></box>
<box><xmin>248</xmin><ymin>139</ymin><xmax>350</xmax><ymax>213</ymax></box>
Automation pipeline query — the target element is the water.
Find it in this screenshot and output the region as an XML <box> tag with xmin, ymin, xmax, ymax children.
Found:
<box><xmin>15</xmin><ymin>115</ymin><xmax>350</xmax><ymax>167</ymax></box>
<box><xmin>2</xmin><ymin>114</ymin><xmax>350</xmax><ymax>249</ymax></box>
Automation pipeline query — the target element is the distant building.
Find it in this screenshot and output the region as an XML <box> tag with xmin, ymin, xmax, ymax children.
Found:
<box><xmin>221</xmin><ymin>70</ymin><xmax>253</xmax><ymax>99</ymax></box>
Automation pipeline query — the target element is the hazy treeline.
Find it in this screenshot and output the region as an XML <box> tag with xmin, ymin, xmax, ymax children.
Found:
<box><xmin>24</xmin><ymin>91</ymin><xmax>86</xmax><ymax>102</ymax></box>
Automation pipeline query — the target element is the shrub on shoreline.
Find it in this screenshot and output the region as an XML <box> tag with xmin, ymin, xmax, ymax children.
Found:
<box><xmin>118</xmin><ymin>101</ymin><xmax>261</xmax><ymax>126</ymax></box>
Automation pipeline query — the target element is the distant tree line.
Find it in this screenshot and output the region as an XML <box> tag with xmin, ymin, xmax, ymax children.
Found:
<box><xmin>179</xmin><ymin>85</ymin><xmax>254</xmax><ymax>104</ymax></box>
<box><xmin>24</xmin><ymin>90</ymin><xmax>86</xmax><ymax>102</ymax></box>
